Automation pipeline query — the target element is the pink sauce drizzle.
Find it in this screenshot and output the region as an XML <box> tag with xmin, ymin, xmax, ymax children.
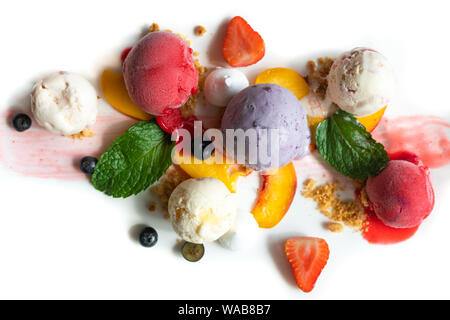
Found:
<box><xmin>1</xmin><ymin>113</ymin><xmax>449</xmax><ymax>183</ymax></box>
<box><xmin>0</xmin><ymin>108</ymin><xmax>137</xmax><ymax>180</ymax></box>
<box><xmin>372</xmin><ymin>115</ymin><xmax>450</xmax><ymax>169</ymax></box>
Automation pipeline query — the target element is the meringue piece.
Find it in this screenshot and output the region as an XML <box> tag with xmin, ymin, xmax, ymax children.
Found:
<box><xmin>204</xmin><ymin>68</ymin><xmax>249</xmax><ymax>107</ymax></box>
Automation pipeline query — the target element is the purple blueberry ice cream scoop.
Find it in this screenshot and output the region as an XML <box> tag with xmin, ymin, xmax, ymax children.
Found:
<box><xmin>221</xmin><ymin>83</ymin><xmax>310</xmax><ymax>171</ymax></box>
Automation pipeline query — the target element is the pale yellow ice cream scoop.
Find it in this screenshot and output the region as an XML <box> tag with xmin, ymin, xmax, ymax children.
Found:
<box><xmin>168</xmin><ymin>178</ymin><xmax>237</xmax><ymax>244</ymax></box>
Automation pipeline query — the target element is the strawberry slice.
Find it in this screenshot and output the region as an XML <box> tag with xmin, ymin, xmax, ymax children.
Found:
<box><xmin>222</xmin><ymin>16</ymin><xmax>265</xmax><ymax>67</ymax></box>
<box><xmin>285</xmin><ymin>237</ymin><xmax>330</xmax><ymax>293</ymax></box>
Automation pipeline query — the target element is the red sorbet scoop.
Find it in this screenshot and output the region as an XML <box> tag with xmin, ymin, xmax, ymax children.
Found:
<box><xmin>365</xmin><ymin>151</ymin><xmax>435</xmax><ymax>229</ymax></box>
<box><xmin>123</xmin><ymin>31</ymin><xmax>198</xmax><ymax>116</ymax></box>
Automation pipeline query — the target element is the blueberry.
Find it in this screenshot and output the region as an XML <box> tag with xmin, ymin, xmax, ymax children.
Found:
<box><xmin>190</xmin><ymin>138</ymin><xmax>214</xmax><ymax>160</ymax></box>
<box><xmin>139</xmin><ymin>227</ymin><xmax>158</xmax><ymax>248</ymax></box>
<box><xmin>80</xmin><ymin>156</ymin><xmax>98</xmax><ymax>174</ymax></box>
<box><xmin>12</xmin><ymin>113</ymin><xmax>32</xmax><ymax>132</ymax></box>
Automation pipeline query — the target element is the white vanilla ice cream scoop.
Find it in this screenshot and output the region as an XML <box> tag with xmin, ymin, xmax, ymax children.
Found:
<box><xmin>326</xmin><ymin>48</ymin><xmax>395</xmax><ymax>117</ymax></box>
<box><xmin>31</xmin><ymin>71</ymin><xmax>98</xmax><ymax>135</ymax></box>
<box><xmin>218</xmin><ymin>209</ymin><xmax>259</xmax><ymax>251</ymax></box>
<box><xmin>204</xmin><ymin>68</ymin><xmax>249</xmax><ymax>107</ymax></box>
<box><xmin>168</xmin><ymin>178</ymin><xmax>237</xmax><ymax>244</ymax></box>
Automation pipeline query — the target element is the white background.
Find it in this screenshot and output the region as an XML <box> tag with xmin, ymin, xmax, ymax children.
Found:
<box><xmin>0</xmin><ymin>0</ymin><xmax>449</xmax><ymax>299</ymax></box>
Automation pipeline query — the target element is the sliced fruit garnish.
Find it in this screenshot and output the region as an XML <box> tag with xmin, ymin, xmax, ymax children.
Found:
<box><xmin>174</xmin><ymin>151</ymin><xmax>251</xmax><ymax>193</ymax></box>
<box><xmin>101</xmin><ymin>70</ymin><xmax>152</xmax><ymax>121</ymax></box>
<box><xmin>182</xmin><ymin>242</ymin><xmax>205</xmax><ymax>262</ymax></box>
<box><xmin>255</xmin><ymin>67</ymin><xmax>309</xmax><ymax>100</ymax></box>
<box><xmin>356</xmin><ymin>106</ymin><xmax>387</xmax><ymax>132</ymax></box>
<box><xmin>252</xmin><ymin>162</ymin><xmax>297</xmax><ymax>228</ymax></box>
<box><xmin>306</xmin><ymin>116</ymin><xmax>324</xmax><ymax>151</ymax></box>
<box><xmin>285</xmin><ymin>237</ymin><xmax>330</xmax><ymax>293</ymax></box>
<box><xmin>222</xmin><ymin>16</ymin><xmax>265</xmax><ymax>67</ymax></box>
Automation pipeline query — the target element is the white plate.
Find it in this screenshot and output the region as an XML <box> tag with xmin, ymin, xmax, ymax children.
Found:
<box><xmin>0</xmin><ymin>0</ymin><xmax>449</xmax><ymax>299</ymax></box>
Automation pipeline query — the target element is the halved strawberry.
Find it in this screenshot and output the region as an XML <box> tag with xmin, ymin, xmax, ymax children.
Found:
<box><xmin>222</xmin><ymin>16</ymin><xmax>265</xmax><ymax>67</ymax></box>
<box><xmin>285</xmin><ymin>237</ymin><xmax>330</xmax><ymax>293</ymax></box>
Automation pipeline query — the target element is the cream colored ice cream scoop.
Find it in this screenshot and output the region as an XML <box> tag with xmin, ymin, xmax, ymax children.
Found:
<box><xmin>168</xmin><ymin>178</ymin><xmax>237</xmax><ymax>244</ymax></box>
<box><xmin>31</xmin><ymin>71</ymin><xmax>98</xmax><ymax>135</ymax></box>
<box><xmin>327</xmin><ymin>48</ymin><xmax>395</xmax><ymax>117</ymax></box>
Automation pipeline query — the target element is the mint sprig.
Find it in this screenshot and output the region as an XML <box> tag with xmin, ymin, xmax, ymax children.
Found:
<box><xmin>315</xmin><ymin>110</ymin><xmax>389</xmax><ymax>180</ymax></box>
<box><xmin>92</xmin><ymin>120</ymin><xmax>174</xmax><ymax>198</ymax></box>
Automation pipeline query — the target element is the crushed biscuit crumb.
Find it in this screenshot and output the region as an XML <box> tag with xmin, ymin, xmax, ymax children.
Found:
<box><xmin>306</xmin><ymin>57</ymin><xmax>334</xmax><ymax>100</ymax></box>
<box><xmin>176</xmin><ymin>33</ymin><xmax>191</xmax><ymax>46</ymax></box>
<box><xmin>328</xmin><ymin>222</ymin><xmax>344</xmax><ymax>233</ymax></box>
<box><xmin>360</xmin><ymin>186</ymin><xmax>370</xmax><ymax>208</ymax></box>
<box><xmin>148</xmin><ymin>202</ymin><xmax>157</xmax><ymax>212</ymax></box>
<box><xmin>65</xmin><ymin>128</ymin><xmax>95</xmax><ymax>140</ymax></box>
<box><xmin>301</xmin><ymin>179</ymin><xmax>366</xmax><ymax>230</ymax></box>
<box><xmin>151</xmin><ymin>165</ymin><xmax>190</xmax><ymax>204</ymax></box>
<box><xmin>180</xmin><ymin>95</ymin><xmax>198</xmax><ymax>118</ymax></box>
<box><xmin>194</xmin><ymin>25</ymin><xmax>207</xmax><ymax>36</ymax></box>
<box><xmin>194</xmin><ymin>58</ymin><xmax>207</xmax><ymax>76</ymax></box>
<box><xmin>149</xmin><ymin>23</ymin><xmax>160</xmax><ymax>32</ymax></box>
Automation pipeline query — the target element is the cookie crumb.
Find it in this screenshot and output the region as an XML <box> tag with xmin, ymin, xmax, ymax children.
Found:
<box><xmin>148</xmin><ymin>202</ymin><xmax>157</xmax><ymax>212</ymax></box>
<box><xmin>176</xmin><ymin>33</ymin><xmax>191</xmax><ymax>46</ymax></box>
<box><xmin>194</xmin><ymin>25</ymin><xmax>207</xmax><ymax>36</ymax></box>
<box><xmin>194</xmin><ymin>58</ymin><xmax>207</xmax><ymax>76</ymax></box>
<box><xmin>151</xmin><ymin>165</ymin><xmax>190</xmax><ymax>204</ymax></box>
<box><xmin>306</xmin><ymin>57</ymin><xmax>334</xmax><ymax>100</ymax></box>
<box><xmin>65</xmin><ymin>128</ymin><xmax>95</xmax><ymax>140</ymax></box>
<box><xmin>360</xmin><ymin>186</ymin><xmax>370</xmax><ymax>208</ymax></box>
<box><xmin>328</xmin><ymin>222</ymin><xmax>344</xmax><ymax>233</ymax></box>
<box><xmin>301</xmin><ymin>179</ymin><xmax>366</xmax><ymax>230</ymax></box>
<box><xmin>149</xmin><ymin>23</ymin><xmax>160</xmax><ymax>32</ymax></box>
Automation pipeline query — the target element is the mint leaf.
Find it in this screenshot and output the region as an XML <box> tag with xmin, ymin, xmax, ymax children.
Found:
<box><xmin>315</xmin><ymin>110</ymin><xmax>389</xmax><ymax>180</ymax></box>
<box><xmin>92</xmin><ymin>120</ymin><xmax>174</xmax><ymax>198</ymax></box>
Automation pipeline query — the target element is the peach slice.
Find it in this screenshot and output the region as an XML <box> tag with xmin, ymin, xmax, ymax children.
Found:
<box><xmin>101</xmin><ymin>70</ymin><xmax>152</xmax><ymax>121</ymax></box>
<box><xmin>252</xmin><ymin>162</ymin><xmax>297</xmax><ymax>228</ymax></box>
<box><xmin>356</xmin><ymin>106</ymin><xmax>386</xmax><ymax>132</ymax></box>
<box><xmin>173</xmin><ymin>151</ymin><xmax>251</xmax><ymax>193</ymax></box>
<box><xmin>306</xmin><ymin>116</ymin><xmax>324</xmax><ymax>151</ymax></box>
<box><xmin>255</xmin><ymin>67</ymin><xmax>309</xmax><ymax>100</ymax></box>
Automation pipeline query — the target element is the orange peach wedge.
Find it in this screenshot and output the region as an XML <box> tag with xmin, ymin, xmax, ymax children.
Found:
<box><xmin>173</xmin><ymin>151</ymin><xmax>251</xmax><ymax>193</ymax></box>
<box><xmin>255</xmin><ymin>67</ymin><xmax>309</xmax><ymax>100</ymax></box>
<box><xmin>252</xmin><ymin>162</ymin><xmax>297</xmax><ymax>228</ymax></box>
<box><xmin>101</xmin><ymin>70</ymin><xmax>152</xmax><ymax>121</ymax></box>
<box><xmin>356</xmin><ymin>106</ymin><xmax>386</xmax><ymax>132</ymax></box>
